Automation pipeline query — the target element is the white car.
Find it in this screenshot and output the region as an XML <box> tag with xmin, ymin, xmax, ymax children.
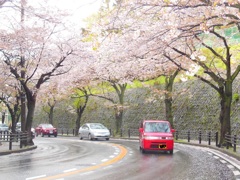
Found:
<box><xmin>79</xmin><ymin>123</ymin><xmax>110</xmax><ymax>141</ymax></box>
<box><xmin>0</xmin><ymin>123</ymin><xmax>9</xmax><ymax>132</ymax></box>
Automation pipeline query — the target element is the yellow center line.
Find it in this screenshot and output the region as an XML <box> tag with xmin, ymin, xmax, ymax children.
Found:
<box><xmin>37</xmin><ymin>143</ymin><xmax>128</xmax><ymax>180</ymax></box>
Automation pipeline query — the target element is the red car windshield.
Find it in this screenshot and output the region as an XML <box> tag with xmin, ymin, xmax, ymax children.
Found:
<box><xmin>144</xmin><ymin>122</ymin><xmax>170</xmax><ymax>133</ymax></box>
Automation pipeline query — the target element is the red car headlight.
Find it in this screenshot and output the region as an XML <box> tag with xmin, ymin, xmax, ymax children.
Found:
<box><xmin>143</xmin><ymin>136</ymin><xmax>173</xmax><ymax>140</ymax></box>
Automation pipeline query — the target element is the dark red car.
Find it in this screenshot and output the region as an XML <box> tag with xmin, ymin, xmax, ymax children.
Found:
<box><xmin>35</xmin><ymin>124</ymin><xmax>57</xmax><ymax>137</ymax></box>
<box><xmin>139</xmin><ymin>120</ymin><xmax>175</xmax><ymax>154</ymax></box>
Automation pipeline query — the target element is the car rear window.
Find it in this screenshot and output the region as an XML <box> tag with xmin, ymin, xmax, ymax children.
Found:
<box><xmin>43</xmin><ymin>124</ymin><xmax>53</xmax><ymax>128</ymax></box>
<box><xmin>144</xmin><ymin>122</ymin><xmax>170</xmax><ymax>133</ymax></box>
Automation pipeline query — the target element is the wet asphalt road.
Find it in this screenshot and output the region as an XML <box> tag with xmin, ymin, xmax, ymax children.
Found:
<box><xmin>0</xmin><ymin>136</ymin><xmax>237</xmax><ymax>180</ymax></box>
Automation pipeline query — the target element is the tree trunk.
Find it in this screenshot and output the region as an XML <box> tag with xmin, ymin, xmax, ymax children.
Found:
<box><xmin>25</xmin><ymin>94</ymin><xmax>36</xmax><ymax>146</ymax></box>
<box><xmin>1</xmin><ymin>112</ymin><xmax>5</xmax><ymax>124</ymax></box>
<box><xmin>49</xmin><ymin>106</ymin><xmax>54</xmax><ymax>125</ymax></box>
<box><xmin>219</xmin><ymin>82</ymin><xmax>232</xmax><ymax>146</ymax></box>
<box><xmin>112</xmin><ymin>83</ymin><xmax>126</xmax><ymax>135</ymax></box>
<box><xmin>165</xmin><ymin>96</ymin><xmax>173</xmax><ymax>127</ymax></box>
<box><xmin>164</xmin><ymin>69</ymin><xmax>179</xmax><ymax>128</ymax></box>
<box><xmin>115</xmin><ymin>106</ymin><xmax>123</xmax><ymax>135</ymax></box>
<box><xmin>75</xmin><ymin>112</ymin><xmax>81</xmax><ymax>136</ymax></box>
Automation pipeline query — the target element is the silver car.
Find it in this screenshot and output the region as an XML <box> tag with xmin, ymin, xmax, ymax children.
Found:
<box><xmin>0</xmin><ymin>124</ymin><xmax>9</xmax><ymax>132</ymax></box>
<box><xmin>79</xmin><ymin>123</ymin><xmax>110</xmax><ymax>141</ymax></box>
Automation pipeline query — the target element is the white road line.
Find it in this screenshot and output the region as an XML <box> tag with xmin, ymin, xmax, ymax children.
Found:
<box><xmin>233</xmin><ymin>171</ymin><xmax>240</xmax><ymax>176</ymax></box>
<box><xmin>63</xmin><ymin>168</ymin><xmax>77</xmax><ymax>173</ymax></box>
<box><xmin>26</xmin><ymin>175</ymin><xmax>47</xmax><ymax>180</ymax></box>
<box><xmin>101</xmin><ymin>159</ymin><xmax>108</xmax><ymax>162</ymax></box>
<box><xmin>227</xmin><ymin>165</ymin><xmax>234</xmax><ymax>169</ymax></box>
<box><xmin>81</xmin><ymin>171</ymin><xmax>94</xmax><ymax>175</ymax></box>
<box><xmin>109</xmin><ymin>155</ymin><xmax>115</xmax><ymax>158</ymax></box>
<box><xmin>213</xmin><ymin>156</ymin><xmax>219</xmax><ymax>159</ymax></box>
<box><xmin>207</xmin><ymin>148</ymin><xmax>240</xmax><ymax>170</ymax></box>
<box><xmin>220</xmin><ymin>160</ymin><xmax>227</xmax><ymax>164</ymax></box>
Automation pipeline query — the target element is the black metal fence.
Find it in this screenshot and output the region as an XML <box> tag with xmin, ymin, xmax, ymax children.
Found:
<box><xmin>175</xmin><ymin>130</ymin><xmax>240</xmax><ymax>153</ymax></box>
<box><xmin>175</xmin><ymin>130</ymin><xmax>219</xmax><ymax>146</ymax></box>
<box><xmin>0</xmin><ymin>131</ymin><xmax>29</xmax><ymax>150</ymax></box>
<box><xmin>59</xmin><ymin>128</ymin><xmax>140</xmax><ymax>138</ymax></box>
<box><xmin>59</xmin><ymin>128</ymin><xmax>240</xmax><ymax>153</ymax></box>
<box><xmin>225</xmin><ymin>133</ymin><xmax>240</xmax><ymax>152</ymax></box>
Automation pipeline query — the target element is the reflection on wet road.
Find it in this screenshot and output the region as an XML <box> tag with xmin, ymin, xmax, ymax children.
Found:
<box><xmin>0</xmin><ymin>137</ymin><xmax>236</xmax><ymax>180</ymax></box>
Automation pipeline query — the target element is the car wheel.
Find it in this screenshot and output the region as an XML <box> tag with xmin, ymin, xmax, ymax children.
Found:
<box><xmin>48</xmin><ymin>134</ymin><xmax>50</xmax><ymax>137</ymax></box>
<box><xmin>41</xmin><ymin>132</ymin><xmax>44</xmax><ymax>137</ymax></box>
<box><xmin>88</xmin><ymin>134</ymin><xmax>92</xmax><ymax>141</ymax></box>
<box><xmin>79</xmin><ymin>134</ymin><xmax>83</xmax><ymax>140</ymax></box>
<box><xmin>54</xmin><ymin>134</ymin><xmax>57</xmax><ymax>137</ymax></box>
<box><xmin>106</xmin><ymin>138</ymin><xmax>109</xmax><ymax>141</ymax></box>
<box><xmin>36</xmin><ymin>132</ymin><xmax>38</xmax><ymax>137</ymax></box>
<box><xmin>169</xmin><ymin>150</ymin><xmax>173</xmax><ymax>154</ymax></box>
<box><xmin>140</xmin><ymin>147</ymin><xmax>145</xmax><ymax>154</ymax></box>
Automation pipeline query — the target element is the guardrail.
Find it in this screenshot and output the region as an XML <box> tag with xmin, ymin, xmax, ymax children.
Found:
<box><xmin>0</xmin><ymin>131</ymin><xmax>29</xmax><ymax>150</ymax></box>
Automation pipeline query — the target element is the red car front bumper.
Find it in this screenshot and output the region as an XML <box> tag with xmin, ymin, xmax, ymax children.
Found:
<box><xmin>141</xmin><ymin>139</ymin><xmax>174</xmax><ymax>151</ymax></box>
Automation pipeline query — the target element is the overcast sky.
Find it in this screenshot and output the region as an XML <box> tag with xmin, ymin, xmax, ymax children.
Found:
<box><xmin>37</xmin><ymin>0</ymin><xmax>103</xmax><ymax>28</ymax></box>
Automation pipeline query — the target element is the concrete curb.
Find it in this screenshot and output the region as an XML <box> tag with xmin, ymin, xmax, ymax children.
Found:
<box><xmin>0</xmin><ymin>145</ymin><xmax>37</xmax><ymax>156</ymax></box>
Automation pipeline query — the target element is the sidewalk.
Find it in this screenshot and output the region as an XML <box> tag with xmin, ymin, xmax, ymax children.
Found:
<box><xmin>176</xmin><ymin>139</ymin><xmax>240</xmax><ymax>161</ymax></box>
<box><xmin>0</xmin><ymin>141</ymin><xmax>37</xmax><ymax>155</ymax></box>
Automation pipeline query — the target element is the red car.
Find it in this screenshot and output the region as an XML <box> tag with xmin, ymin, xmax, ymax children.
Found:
<box><xmin>35</xmin><ymin>124</ymin><xmax>57</xmax><ymax>137</ymax></box>
<box><xmin>139</xmin><ymin>120</ymin><xmax>175</xmax><ymax>154</ymax></box>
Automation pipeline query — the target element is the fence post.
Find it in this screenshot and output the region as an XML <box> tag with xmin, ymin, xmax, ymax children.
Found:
<box><xmin>3</xmin><ymin>131</ymin><xmax>6</xmax><ymax>141</ymax></box>
<box><xmin>120</xmin><ymin>129</ymin><xmax>123</xmax><ymax>137</ymax></box>
<box><xmin>199</xmin><ymin>130</ymin><xmax>202</xmax><ymax>144</ymax></box>
<box><xmin>187</xmin><ymin>130</ymin><xmax>190</xmax><ymax>142</ymax></box>
<box><xmin>67</xmin><ymin>129</ymin><xmax>69</xmax><ymax>135</ymax></box>
<box><xmin>20</xmin><ymin>132</ymin><xmax>22</xmax><ymax>148</ymax></box>
<box><xmin>6</xmin><ymin>131</ymin><xmax>9</xmax><ymax>141</ymax></box>
<box><xmin>128</xmin><ymin>129</ymin><xmax>130</xmax><ymax>138</ymax></box>
<box><xmin>234</xmin><ymin>135</ymin><xmax>237</xmax><ymax>153</ymax></box>
<box><xmin>9</xmin><ymin>132</ymin><xmax>12</xmax><ymax>150</ymax></box>
<box><xmin>215</xmin><ymin>132</ymin><xmax>218</xmax><ymax>147</ymax></box>
<box><xmin>73</xmin><ymin>129</ymin><xmax>75</xmax><ymax>136</ymax></box>
<box><xmin>16</xmin><ymin>131</ymin><xmax>19</xmax><ymax>142</ymax></box>
<box><xmin>176</xmin><ymin>130</ymin><xmax>178</xmax><ymax>140</ymax></box>
<box><xmin>62</xmin><ymin>129</ymin><xmax>63</xmax><ymax>135</ymax></box>
<box><xmin>226</xmin><ymin>133</ymin><xmax>229</xmax><ymax>149</ymax></box>
<box><xmin>208</xmin><ymin>131</ymin><xmax>211</xmax><ymax>145</ymax></box>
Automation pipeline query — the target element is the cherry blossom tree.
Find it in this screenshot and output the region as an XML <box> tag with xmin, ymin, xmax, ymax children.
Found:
<box><xmin>0</xmin><ymin>73</ymin><xmax>21</xmax><ymax>132</ymax></box>
<box><xmin>92</xmin><ymin>0</ymin><xmax>240</xmax><ymax>145</ymax></box>
<box><xmin>88</xmin><ymin>2</ymin><xmax>181</xmax><ymax>131</ymax></box>
<box><xmin>0</xmin><ymin>0</ymin><xmax>86</xmax><ymax>145</ymax></box>
<box><xmin>71</xmin><ymin>87</ymin><xmax>90</xmax><ymax>136</ymax></box>
<box><xmin>38</xmin><ymin>82</ymin><xmax>62</xmax><ymax>125</ymax></box>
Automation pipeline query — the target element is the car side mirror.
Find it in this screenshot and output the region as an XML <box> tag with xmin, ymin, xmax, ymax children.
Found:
<box><xmin>171</xmin><ymin>129</ymin><xmax>176</xmax><ymax>133</ymax></box>
<box><xmin>139</xmin><ymin>128</ymin><xmax>143</xmax><ymax>133</ymax></box>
